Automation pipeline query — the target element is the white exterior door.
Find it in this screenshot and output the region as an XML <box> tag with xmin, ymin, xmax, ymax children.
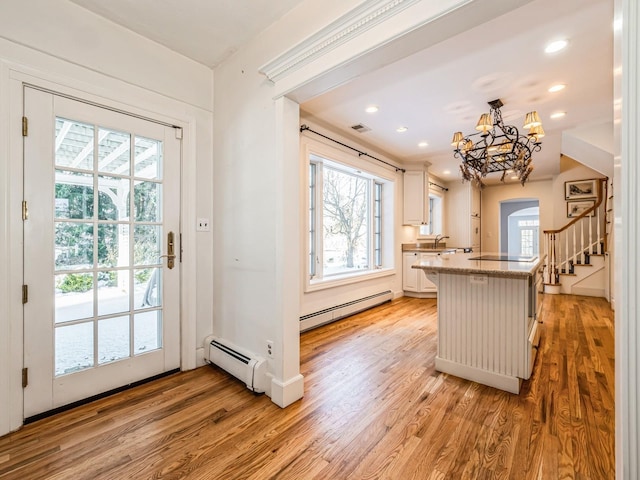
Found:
<box><xmin>23</xmin><ymin>87</ymin><xmax>181</xmax><ymax>418</ymax></box>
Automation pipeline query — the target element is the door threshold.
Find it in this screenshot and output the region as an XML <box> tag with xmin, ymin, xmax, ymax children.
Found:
<box><xmin>24</xmin><ymin>368</ymin><xmax>180</xmax><ymax>425</ymax></box>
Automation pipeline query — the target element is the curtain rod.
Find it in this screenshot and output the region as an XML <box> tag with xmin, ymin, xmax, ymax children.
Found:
<box><xmin>300</xmin><ymin>124</ymin><xmax>406</xmax><ymax>173</ymax></box>
<box><xmin>429</xmin><ymin>181</ymin><xmax>449</xmax><ymax>192</ymax></box>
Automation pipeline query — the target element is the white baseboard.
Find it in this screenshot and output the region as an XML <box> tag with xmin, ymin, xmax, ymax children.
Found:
<box><xmin>435</xmin><ymin>357</ymin><xmax>521</xmax><ymax>394</ymax></box>
<box><xmin>403</xmin><ymin>291</ymin><xmax>437</xmax><ymax>298</ymax></box>
<box><xmin>571</xmin><ymin>286</ymin><xmax>606</xmax><ymax>297</ymax></box>
<box><xmin>270</xmin><ymin>374</ymin><xmax>304</xmax><ymax>408</ymax></box>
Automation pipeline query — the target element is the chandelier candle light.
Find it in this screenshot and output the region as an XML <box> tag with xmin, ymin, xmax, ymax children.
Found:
<box><xmin>451</xmin><ymin>99</ymin><xmax>544</xmax><ymax>188</ymax></box>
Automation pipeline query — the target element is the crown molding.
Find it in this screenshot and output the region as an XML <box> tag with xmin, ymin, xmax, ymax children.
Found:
<box><xmin>258</xmin><ymin>0</ymin><xmax>421</xmax><ymax>82</ymax></box>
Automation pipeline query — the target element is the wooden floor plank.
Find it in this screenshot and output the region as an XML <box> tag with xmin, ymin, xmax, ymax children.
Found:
<box><xmin>0</xmin><ymin>294</ymin><xmax>614</xmax><ymax>479</ymax></box>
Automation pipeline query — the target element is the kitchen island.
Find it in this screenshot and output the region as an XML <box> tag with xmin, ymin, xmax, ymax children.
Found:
<box><xmin>413</xmin><ymin>253</ymin><xmax>545</xmax><ymax>394</ymax></box>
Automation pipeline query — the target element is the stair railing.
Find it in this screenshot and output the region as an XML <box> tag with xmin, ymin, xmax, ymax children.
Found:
<box><xmin>543</xmin><ymin>178</ymin><xmax>607</xmax><ymax>285</ymax></box>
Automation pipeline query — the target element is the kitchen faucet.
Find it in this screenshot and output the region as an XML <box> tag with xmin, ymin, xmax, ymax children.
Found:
<box><xmin>434</xmin><ymin>234</ymin><xmax>450</xmax><ymax>248</ymax></box>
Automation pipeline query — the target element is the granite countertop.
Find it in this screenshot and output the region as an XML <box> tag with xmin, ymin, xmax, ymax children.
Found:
<box><xmin>411</xmin><ymin>252</ymin><xmax>546</xmax><ymax>278</ymax></box>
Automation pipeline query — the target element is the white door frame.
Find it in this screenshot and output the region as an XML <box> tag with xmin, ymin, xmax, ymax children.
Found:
<box><xmin>0</xmin><ymin>64</ymin><xmax>198</xmax><ymax>433</ymax></box>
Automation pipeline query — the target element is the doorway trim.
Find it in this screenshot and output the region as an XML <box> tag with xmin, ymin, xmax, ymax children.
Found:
<box><xmin>0</xmin><ymin>62</ymin><xmax>199</xmax><ymax>433</ymax></box>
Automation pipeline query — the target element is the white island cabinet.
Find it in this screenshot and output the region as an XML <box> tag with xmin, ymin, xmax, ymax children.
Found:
<box><xmin>413</xmin><ymin>253</ymin><xmax>545</xmax><ymax>394</ymax></box>
<box><xmin>403</xmin><ymin>252</ymin><xmax>438</xmax><ymax>296</ymax></box>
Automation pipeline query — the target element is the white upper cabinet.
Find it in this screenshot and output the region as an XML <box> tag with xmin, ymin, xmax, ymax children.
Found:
<box><xmin>403</xmin><ymin>170</ymin><xmax>429</xmax><ymax>225</ymax></box>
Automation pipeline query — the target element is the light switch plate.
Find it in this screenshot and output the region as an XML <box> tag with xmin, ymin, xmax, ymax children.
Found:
<box><xmin>196</xmin><ymin>218</ymin><xmax>210</xmax><ymax>232</ymax></box>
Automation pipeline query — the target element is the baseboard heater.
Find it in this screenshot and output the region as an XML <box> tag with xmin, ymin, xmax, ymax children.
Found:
<box><xmin>300</xmin><ymin>290</ymin><xmax>393</xmax><ymax>332</ymax></box>
<box><xmin>203</xmin><ymin>335</ymin><xmax>267</xmax><ymax>393</ymax></box>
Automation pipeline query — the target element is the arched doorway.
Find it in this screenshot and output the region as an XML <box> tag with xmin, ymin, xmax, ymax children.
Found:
<box><xmin>500</xmin><ymin>200</ymin><xmax>540</xmax><ymax>257</ymax></box>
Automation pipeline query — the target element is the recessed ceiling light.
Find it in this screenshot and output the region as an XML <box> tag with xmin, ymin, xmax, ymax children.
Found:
<box><xmin>365</xmin><ymin>105</ymin><xmax>379</xmax><ymax>113</ymax></box>
<box><xmin>548</xmin><ymin>83</ymin><xmax>566</xmax><ymax>93</ymax></box>
<box><xmin>614</xmin><ymin>66</ymin><xmax>622</xmax><ymax>76</ymax></box>
<box><xmin>511</xmin><ymin>176</ymin><xmax>519</xmax><ymax>180</ymax></box>
<box><xmin>545</xmin><ymin>39</ymin><xmax>568</xmax><ymax>54</ymax></box>
<box><xmin>443</xmin><ymin>170</ymin><xmax>451</xmax><ymax>175</ymax></box>
<box><xmin>396</xmin><ymin>126</ymin><xmax>408</xmax><ymax>133</ymax></box>
<box><xmin>506</xmin><ymin>169</ymin><xmax>513</xmax><ymax>174</ymax></box>
<box><xmin>418</xmin><ymin>141</ymin><xmax>428</xmax><ymax>148</ymax></box>
<box><xmin>550</xmin><ymin>111</ymin><xmax>566</xmax><ymax>119</ymax></box>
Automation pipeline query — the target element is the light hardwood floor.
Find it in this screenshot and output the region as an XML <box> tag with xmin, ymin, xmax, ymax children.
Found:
<box><xmin>0</xmin><ymin>294</ymin><xmax>614</xmax><ymax>479</ymax></box>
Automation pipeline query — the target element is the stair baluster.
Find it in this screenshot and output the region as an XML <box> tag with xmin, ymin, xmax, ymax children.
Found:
<box><xmin>543</xmin><ymin>178</ymin><xmax>607</xmax><ymax>292</ymax></box>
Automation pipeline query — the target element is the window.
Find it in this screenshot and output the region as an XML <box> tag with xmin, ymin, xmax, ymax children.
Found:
<box><xmin>308</xmin><ymin>154</ymin><xmax>389</xmax><ymax>283</ymax></box>
<box><xmin>418</xmin><ymin>192</ymin><xmax>444</xmax><ymax>237</ymax></box>
<box><xmin>518</xmin><ymin>219</ymin><xmax>539</xmax><ymax>256</ymax></box>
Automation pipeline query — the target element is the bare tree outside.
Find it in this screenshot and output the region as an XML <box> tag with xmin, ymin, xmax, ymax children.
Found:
<box><xmin>322</xmin><ymin>167</ymin><xmax>369</xmax><ymax>273</ymax></box>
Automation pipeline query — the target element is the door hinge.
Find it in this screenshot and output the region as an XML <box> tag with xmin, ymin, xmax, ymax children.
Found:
<box><xmin>22</xmin><ymin>200</ymin><xmax>29</xmax><ymax>220</ymax></box>
<box><xmin>22</xmin><ymin>368</ymin><xmax>28</xmax><ymax>388</ymax></box>
<box><xmin>22</xmin><ymin>284</ymin><xmax>28</xmax><ymax>304</ymax></box>
<box><xmin>22</xmin><ymin>116</ymin><xmax>28</xmax><ymax>137</ymax></box>
<box><xmin>179</xmin><ymin>233</ymin><xmax>183</xmax><ymax>263</ymax></box>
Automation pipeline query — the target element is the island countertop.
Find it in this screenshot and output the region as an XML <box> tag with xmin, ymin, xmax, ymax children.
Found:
<box><xmin>412</xmin><ymin>252</ymin><xmax>545</xmax><ymax>278</ymax></box>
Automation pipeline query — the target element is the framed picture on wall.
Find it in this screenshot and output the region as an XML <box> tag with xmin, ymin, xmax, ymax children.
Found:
<box><xmin>565</xmin><ymin>179</ymin><xmax>597</xmax><ymax>200</ymax></box>
<box><xmin>567</xmin><ymin>200</ymin><xmax>595</xmax><ymax>218</ymax></box>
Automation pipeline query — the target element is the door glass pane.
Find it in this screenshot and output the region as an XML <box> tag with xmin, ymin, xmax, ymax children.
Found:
<box><xmin>134</xmin><ymin>268</ymin><xmax>161</xmax><ymax>309</ymax></box>
<box><xmin>55</xmin><ymin>170</ymin><xmax>94</xmax><ymax>219</ymax></box>
<box><xmin>55</xmin><ymin>322</ymin><xmax>94</xmax><ymax>376</ymax></box>
<box><xmin>98</xmin><ymin>176</ymin><xmax>130</xmax><ymax>220</ymax></box>
<box><xmin>55</xmin><ymin>118</ymin><xmax>94</xmax><ymax>171</ymax></box>
<box><xmin>51</xmin><ymin>114</ymin><xmax>168</xmax><ymax>380</ymax></box>
<box><xmin>98</xmin><ymin>224</ymin><xmax>129</xmax><ymax>268</ymax></box>
<box><xmin>134</xmin><ymin>225</ymin><xmax>161</xmax><ymax>266</ymax></box>
<box><xmin>134</xmin><ymin>181</ymin><xmax>161</xmax><ymax>222</ymax></box>
<box><xmin>135</xmin><ymin>136</ymin><xmax>162</xmax><ymax>180</ymax></box>
<box><xmin>98</xmin><ymin>316</ymin><xmax>130</xmax><ymax>364</ymax></box>
<box><xmin>55</xmin><ymin>222</ymin><xmax>94</xmax><ymax>271</ymax></box>
<box><xmin>55</xmin><ymin>273</ymin><xmax>94</xmax><ymax>323</ymax></box>
<box><xmin>98</xmin><ymin>270</ymin><xmax>130</xmax><ymax>316</ymax></box>
<box><xmin>98</xmin><ymin>128</ymin><xmax>130</xmax><ymax>175</ymax></box>
<box><xmin>135</xmin><ymin>311</ymin><xmax>162</xmax><ymax>354</ymax></box>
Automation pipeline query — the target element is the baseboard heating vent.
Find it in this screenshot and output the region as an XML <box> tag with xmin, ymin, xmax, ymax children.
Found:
<box><xmin>203</xmin><ymin>335</ymin><xmax>267</xmax><ymax>393</ymax></box>
<box><xmin>300</xmin><ymin>290</ymin><xmax>393</xmax><ymax>332</ymax></box>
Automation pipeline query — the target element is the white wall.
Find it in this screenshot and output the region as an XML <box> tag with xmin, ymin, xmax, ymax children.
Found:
<box><xmin>481</xmin><ymin>180</ymin><xmax>554</xmax><ymax>253</ymax></box>
<box><xmin>0</xmin><ymin>1</ymin><xmax>214</xmax><ymax>436</ymax></box>
<box><xmin>0</xmin><ymin>0</ymin><xmax>213</xmax><ymax>109</ymax></box>
<box><xmin>552</xmin><ymin>156</ymin><xmax>607</xmax><ymax>231</ymax></box>
<box><xmin>211</xmin><ymin>1</ymin><xmax>372</xmax><ymax>406</ymax></box>
<box><xmin>481</xmin><ymin>156</ymin><xmax>606</xmax><ymax>253</ymax></box>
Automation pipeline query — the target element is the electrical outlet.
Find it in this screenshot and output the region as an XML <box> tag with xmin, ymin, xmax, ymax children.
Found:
<box><xmin>266</xmin><ymin>340</ymin><xmax>274</xmax><ymax>358</ymax></box>
<box><xmin>196</xmin><ymin>218</ymin><xmax>210</xmax><ymax>232</ymax></box>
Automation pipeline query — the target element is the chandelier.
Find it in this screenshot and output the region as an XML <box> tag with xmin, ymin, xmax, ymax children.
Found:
<box><xmin>451</xmin><ymin>99</ymin><xmax>544</xmax><ymax>188</ymax></box>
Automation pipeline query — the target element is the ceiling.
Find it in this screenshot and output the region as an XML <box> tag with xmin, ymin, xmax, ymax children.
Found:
<box><xmin>69</xmin><ymin>0</ymin><xmax>307</xmax><ymax>67</ymax></box>
<box><xmin>69</xmin><ymin>0</ymin><xmax>615</xmax><ymax>184</ymax></box>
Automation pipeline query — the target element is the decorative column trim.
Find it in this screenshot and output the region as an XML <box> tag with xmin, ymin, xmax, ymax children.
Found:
<box><xmin>617</xmin><ymin>0</ymin><xmax>638</xmax><ymax>478</ymax></box>
<box><xmin>258</xmin><ymin>0</ymin><xmax>421</xmax><ymax>82</ymax></box>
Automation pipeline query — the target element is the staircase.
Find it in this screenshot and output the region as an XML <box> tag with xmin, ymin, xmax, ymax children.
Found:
<box><xmin>543</xmin><ymin>177</ymin><xmax>610</xmax><ymax>297</ymax></box>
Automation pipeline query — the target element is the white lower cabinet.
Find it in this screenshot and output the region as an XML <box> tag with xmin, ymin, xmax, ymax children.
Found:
<box><xmin>403</xmin><ymin>252</ymin><xmax>438</xmax><ymax>296</ymax></box>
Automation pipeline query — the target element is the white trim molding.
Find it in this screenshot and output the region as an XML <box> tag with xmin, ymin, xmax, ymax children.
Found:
<box><xmin>617</xmin><ymin>0</ymin><xmax>638</xmax><ymax>477</ymax></box>
<box><xmin>259</xmin><ymin>0</ymin><xmax>422</xmax><ymax>82</ymax></box>
<box><xmin>270</xmin><ymin>374</ymin><xmax>305</xmax><ymax>408</ymax></box>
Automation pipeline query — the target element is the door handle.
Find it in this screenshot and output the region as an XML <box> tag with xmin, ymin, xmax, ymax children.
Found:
<box><xmin>160</xmin><ymin>231</ymin><xmax>176</xmax><ymax>269</ymax></box>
